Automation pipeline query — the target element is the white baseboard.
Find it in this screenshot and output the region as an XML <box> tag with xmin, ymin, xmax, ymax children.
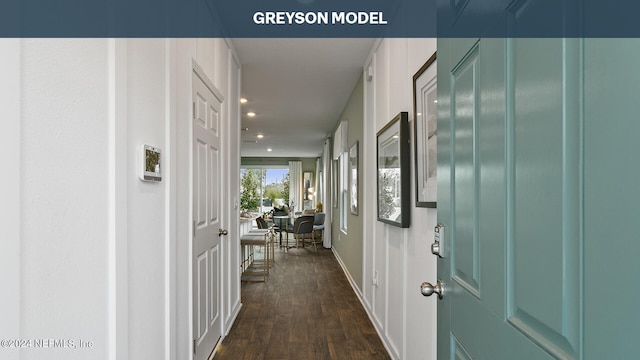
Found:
<box><xmin>224</xmin><ymin>301</ymin><xmax>242</xmax><ymax>336</ymax></box>
<box><xmin>331</xmin><ymin>247</ymin><xmax>396</xmax><ymax>360</ymax></box>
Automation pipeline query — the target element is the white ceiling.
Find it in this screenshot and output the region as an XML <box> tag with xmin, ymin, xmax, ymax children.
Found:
<box><xmin>232</xmin><ymin>38</ymin><xmax>376</xmax><ymax>158</ymax></box>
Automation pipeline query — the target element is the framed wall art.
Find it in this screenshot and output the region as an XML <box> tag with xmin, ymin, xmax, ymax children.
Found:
<box><xmin>413</xmin><ymin>51</ymin><xmax>437</xmax><ymax>208</ymax></box>
<box><xmin>376</xmin><ymin>112</ymin><xmax>410</xmax><ymax>228</ymax></box>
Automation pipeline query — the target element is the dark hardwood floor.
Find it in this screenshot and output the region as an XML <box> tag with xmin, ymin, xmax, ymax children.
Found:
<box><xmin>215</xmin><ymin>245</ymin><xmax>391</xmax><ymax>360</ymax></box>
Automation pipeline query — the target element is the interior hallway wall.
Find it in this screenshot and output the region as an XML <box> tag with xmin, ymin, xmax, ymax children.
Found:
<box><xmin>331</xmin><ymin>74</ymin><xmax>364</xmax><ymax>291</ymax></box>
<box><xmin>17</xmin><ymin>38</ymin><xmax>111</xmax><ymax>360</ymax></box>
<box><xmin>358</xmin><ymin>38</ymin><xmax>438</xmax><ymax>360</ymax></box>
<box><xmin>125</xmin><ymin>38</ymin><xmax>167</xmax><ymax>360</ymax></box>
<box><xmin>1</xmin><ymin>37</ymin><xmax>241</xmax><ymax>360</ymax></box>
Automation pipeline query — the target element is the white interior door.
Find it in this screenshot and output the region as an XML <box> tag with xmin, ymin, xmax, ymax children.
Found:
<box><xmin>192</xmin><ymin>66</ymin><xmax>224</xmax><ymax>360</ymax></box>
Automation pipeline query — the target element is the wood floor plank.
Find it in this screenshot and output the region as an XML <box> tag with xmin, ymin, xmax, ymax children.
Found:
<box><xmin>215</xmin><ymin>248</ymin><xmax>390</xmax><ymax>359</ymax></box>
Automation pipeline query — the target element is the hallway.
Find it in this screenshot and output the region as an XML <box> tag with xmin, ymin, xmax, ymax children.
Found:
<box><xmin>3</xmin><ymin>38</ymin><xmax>437</xmax><ymax>360</ymax></box>
<box><xmin>215</xmin><ymin>247</ymin><xmax>390</xmax><ymax>359</ymax></box>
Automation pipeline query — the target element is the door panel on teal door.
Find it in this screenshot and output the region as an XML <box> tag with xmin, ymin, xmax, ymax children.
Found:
<box><xmin>452</xmin><ymin>334</ymin><xmax>473</xmax><ymax>360</ymax></box>
<box><xmin>507</xmin><ymin>38</ymin><xmax>582</xmax><ymax>359</ymax></box>
<box><xmin>476</xmin><ymin>38</ymin><xmax>506</xmax><ymax>318</ymax></box>
<box><xmin>452</xmin><ymin>44</ymin><xmax>480</xmax><ymax>299</ymax></box>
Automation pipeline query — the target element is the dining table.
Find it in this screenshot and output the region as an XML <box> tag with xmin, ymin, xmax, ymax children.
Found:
<box><xmin>272</xmin><ymin>215</ymin><xmax>294</xmax><ymax>247</ymax></box>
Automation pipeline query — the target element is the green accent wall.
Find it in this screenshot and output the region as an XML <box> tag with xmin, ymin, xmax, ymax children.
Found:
<box><xmin>331</xmin><ymin>74</ymin><xmax>364</xmax><ymax>291</ymax></box>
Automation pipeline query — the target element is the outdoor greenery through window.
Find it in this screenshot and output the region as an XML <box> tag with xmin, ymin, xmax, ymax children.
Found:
<box><xmin>240</xmin><ymin>167</ymin><xmax>289</xmax><ymax>215</ymax></box>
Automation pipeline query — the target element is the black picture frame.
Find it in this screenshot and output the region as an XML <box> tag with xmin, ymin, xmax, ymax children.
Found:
<box><xmin>376</xmin><ymin>112</ymin><xmax>410</xmax><ymax>228</ymax></box>
<box><xmin>413</xmin><ymin>52</ymin><xmax>437</xmax><ymax>208</ymax></box>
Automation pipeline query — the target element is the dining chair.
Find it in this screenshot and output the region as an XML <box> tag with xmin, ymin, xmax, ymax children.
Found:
<box><xmin>256</xmin><ymin>216</ymin><xmax>269</xmax><ymax>229</ymax></box>
<box><xmin>311</xmin><ymin>212</ymin><xmax>325</xmax><ymax>250</ymax></box>
<box><xmin>284</xmin><ymin>215</ymin><xmax>314</xmax><ymax>251</ymax></box>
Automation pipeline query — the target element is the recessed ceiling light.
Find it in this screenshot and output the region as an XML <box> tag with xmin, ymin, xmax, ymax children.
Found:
<box><xmin>247</xmin><ymin>112</ymin><xmax>256</xmax><ymax>117</ymax></box>
<box><xmin>257</xmin><ymin>134</ymin><xmax>264</xmax><ymax>139</ymax></box>
<box><xmin>240</xmin><ymin>98</ymin><xmax>248</xmax><ymax>104</ymax></box>
<box><xmin>267</xmin><ymin>148</ymin><xmax>273</xmax><ymax>152</ymax></box>
<box><xmin>434</xmin><ymin>99</ymin><xmax>438</xmax><ymax>103</ymax></box>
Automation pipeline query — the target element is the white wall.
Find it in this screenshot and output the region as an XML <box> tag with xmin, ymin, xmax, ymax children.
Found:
<box><xmin>15</xmin><ymin>39</ymin><xmax>110</xmax><ymax>359</ymax></box>
<box><xmin>0</xmin><ymin>39</ymin><xmax>21</xmax><ymax>360</ymax></box>
<box><xmin>1</xmin><ymin>37</ymin><xmax>241</xmax><ymax>360</ymax></box>
<box><xmin>125</xmin><ymin>38</ymin><xmax>167</xmax><ymax>360</ymax></box>
<box><xmin>404</xmin><ymin>38</ymin><xmax>438</xmax><ymax>360</ymax></box>
<box><xmin>360</xmin><ymin>38</ymin><xmax>438</xmax><ymax>360</ymax></box>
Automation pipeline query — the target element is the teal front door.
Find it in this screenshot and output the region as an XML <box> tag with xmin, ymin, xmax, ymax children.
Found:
<box><xmin>435</xmin><ymin>33</ymin><xmax>640</xmax><ymax>360</ymax></box>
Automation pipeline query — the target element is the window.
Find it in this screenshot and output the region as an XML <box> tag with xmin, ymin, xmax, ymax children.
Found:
<box><xmin>340</xmin><ymin>152</ymin><xmax>348</xmax><ymax>232</ymax></box>
<box><xmin>240</xmin><ymin>166</ymin><xmax>289</xmax><ymax>214</ymax></box>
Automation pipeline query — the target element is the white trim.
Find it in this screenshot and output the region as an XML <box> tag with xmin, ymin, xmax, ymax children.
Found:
<box><xmin>174</xmin><ymin>42</ymin><xmax>196</xmax><ymax>360</ymax></box>
<box><xmin>0</xmin><ymin>39</ymin><xmax>21</xmax><ymax>360</ymax></box>
<box><xmin>107</xmin><ymin>38</ymin><xmax>129</xmax><ymax>360</ymax></box>
<box><xmin>365</xmin><ymin>39</ymin><xmax>384</xmax><ymax>72</ymax></box>
<box><xmin>164</xmin><ymin>38</ymin><xmax>178</xmax><ymax>360</ymax></box>
<box><xmin>333</xmin><ymin>122</ymin><xmax>343</xmax><ymax>160</ymax></box>
<box><xmin>223</xmin><ymin>38</ymin><xmax>241</xmax><ymax>67</ymax></box>
<box><xmin>362</xmin><ymin>48</ymin><xmax>380</xmax><ymax>332</ymax></box>
<box><xmin>225</xmin><ymin>52</ymin><xmax>242</xmax><ymax>330</ymax></box>
<box><xmin>332</xmin><ymin>247</ymin><xmax>396</xmax><ymax>360</ymax></box>
<box><xmin>192</xmin><ymin>58</ymin><xmax>224</xmax><ymax>103</ymax></box>
<box><xmin>361</xmin><ymin>57</ymin><xmax>373</xmax><ymax>316</ymax></box>
<box><xmin>219</xmin><ymin>41</ymin><xmax>228</xmax><ymax>342</ymax></box>
<box><xmin>232</xmin><ymin>56</ymin><xmax>243</xmax><ymax>313</ymax></box>
<box><xmin>224</xmin><ymin>303</ymin><xmax>242</xmax><ymax>336</ymax></box>
<box><xmin>402</xmin><ymin>229</ymin><xmax>408</xmax><ymax>358</ymax></box>
<box><xmin>383</xmin><ymin>228</ymin><xmax>398</xmax><ymax>358</ymax></box>
<box><xmin>187</xmin><ymin>52</ymin><xmax>195</xmax><ymax>360</ymax></box>
<box><xmin>322</xmin><ymin>139</ymin><xmax>332</xmax><ymax>248</ymax></box>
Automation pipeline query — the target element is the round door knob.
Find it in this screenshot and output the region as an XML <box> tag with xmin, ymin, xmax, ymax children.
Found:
<box><xmin>218</xmin><ymin>228</ymin><xmax>228</xmax><ymax>236</ymax></box>
<box><xmin>421</xmin><ymin>280</ymin><xmax>445</xmax><ymax>299</ymax></box>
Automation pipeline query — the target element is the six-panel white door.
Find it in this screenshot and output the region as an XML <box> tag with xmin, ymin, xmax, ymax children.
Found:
<box><xmin>192</xmin><ymin>66</ymin><xmax>224</xmax><ymax>360</ymax></box>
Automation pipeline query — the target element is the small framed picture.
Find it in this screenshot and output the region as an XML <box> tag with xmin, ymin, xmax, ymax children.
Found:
<box><xmin>377</xmin><ymin>112</ymin><xmax>410</xmax><ymax>228</ymax></box>
<box><xmin>413</xmin><ymin>52</ymin><xmax>437</xmax><ymax>208</ymax></box>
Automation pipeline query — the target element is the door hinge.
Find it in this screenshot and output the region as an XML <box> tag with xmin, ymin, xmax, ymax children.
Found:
<box><xmin>193</xmin><ymin>220</ymin><xmax>196</xmax><ymax>238</ymax></box>
<box><xmin>193</xmin><ymin>339</ymin><xmax>196</xmax><ymax>355</ymax></box>
<box><xmin>192</xmin><ymin>102</ymin><xmax>196</xmax><ymax>119</ymax></box>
